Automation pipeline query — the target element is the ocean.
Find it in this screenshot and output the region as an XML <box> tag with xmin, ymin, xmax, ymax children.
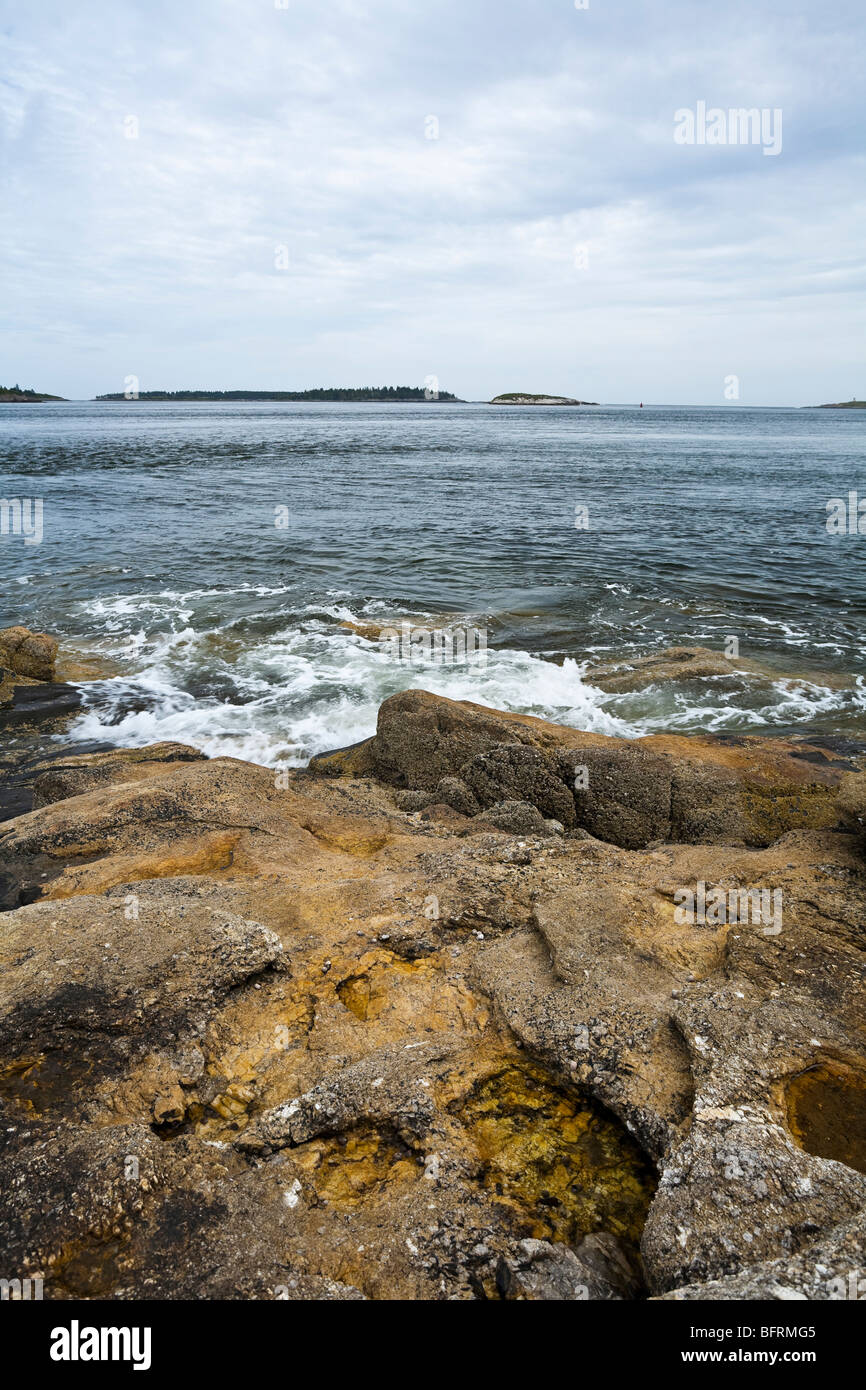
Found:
<box><xmin>2</xmin><ymin>400</ymin><xmax>864</xmax><ymax>765</ymax></box>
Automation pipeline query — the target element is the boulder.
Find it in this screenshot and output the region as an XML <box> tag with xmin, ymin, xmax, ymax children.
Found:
<box><xmin>0</xmin><ymin>626</ymin><xmax>58</xmax><ymax>681</ymax></box>
<box><xmin>499</xmin><ymin>1234</ymin><xmax>640</xmax><ymax>1300</ymax></box>
<box><xmin>584</xmin><ymin>644</ymin><xmax>851</xmax><ymax>695</ymax></box>
<box><xmin>558</xmin><ymin>745</ymin><xmax>672</xmax><ymax>849</ymax></box>
<box><xmin>419</xmin><ymin>802</ymin><xmax>471</xmax><ymax>829</ymax></box>
<box><xmin>461</xmin><ymin>745</ymin><xmax>576</xmax><ymax>826</ymax></box>
<box><xmin>362</xmin><ymin>692</ymin><xmax>861</xmax><ymax>849</ymax></box>
<box><xmin>433</xmin><ymin>775</ymin><xmax>480</xmax><ymax>817</ymax></box>
<box><xmin>368</xmin><ymin>687</ymin><xmax>597</xmax><ymax>788</ymax></box>
<box><xmin>467</xmin><ymin>800</ymin><xmax>550</xmax><ymax>837</ymax></box>
<box><xmin>669</xmin><ymin>757</ymin><xmax>747</xmax><ymax>843</ymax></box>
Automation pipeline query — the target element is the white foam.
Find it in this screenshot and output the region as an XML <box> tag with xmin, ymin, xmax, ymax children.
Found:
<box><xmin>64</xmin><ymin>586</ymin><xmax>864</xmax><ymax>766</ymax></box>
<box><xmin>68</xmin><ymin>622</ymin><xmax>635</xmax><ymax>767</ymax></box>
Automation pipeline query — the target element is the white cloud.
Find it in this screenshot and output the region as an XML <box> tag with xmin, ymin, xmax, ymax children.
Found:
<box><xmin>1</xmin><ymin>0</ymin><xmax>863</xmax><ymax>403</ymax></box>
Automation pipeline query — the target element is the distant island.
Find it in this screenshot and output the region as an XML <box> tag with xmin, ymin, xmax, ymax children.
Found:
<box><xmin>489</xmin><ymin>392</ymin><xmax>598</xmax><ymax>406</ymax></box>
<box><xmin>0</xmin><ymin>384</ymin><xmax>65</xmax><ymax>402</ymax></box>
<box><xmin>95</xmin><ymin>386</ymin><xmax>463</xmax><ymax>402</ymax></box>
<box><xmin>814</xmin><ymin>399</ymin><xmax>866</xmax><ymax>409</ymax></box>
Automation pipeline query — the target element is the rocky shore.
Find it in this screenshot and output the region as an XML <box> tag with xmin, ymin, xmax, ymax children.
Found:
<box><xmin>1</xmin><ymin>630</ymin><xmax>864</xmax><ymax>1300</ymax></box>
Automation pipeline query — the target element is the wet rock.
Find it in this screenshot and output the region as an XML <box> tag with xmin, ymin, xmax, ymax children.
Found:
<box><xmin>573</xmin><ymin>1231</ymin><xmax>644</xmax><ymax>1299</ymax></box>
<box><xmin>502</xmin><ymin>1239</ymin><xmax>598</xmax><ymax>1300</ymax></box>
<box><xmin>584</xmin><ymin>645</ymin><xmax>839</xmax><ymax>695</ymax></box>
<box><xmin>0</xmin><ymin>628</ymin><xmax>81</xmax><ymax>744</ymax></box>
<box><xmin>786</xmin><ymin>1059</ymin><xmax>866</xmax><ymax>1173</ymax></box>
<box><xmin>32</xmin><ymin>742</ymin><xmax>206</xmax><ymax>806</ymax></box>
<box><xmin>339</xmin><ymin>618</ymin><xmax>385</xmax><ymax>641</ymax></box>
<box><xmin>0</xmin><ymin>741</ymin><xmax>117</xmax><ymax>825</ymax></box>
<box><xmin>585</xmin><ymin>646</ymin><xmax>740</xmax><ymax>693</ymax></box>
<box><xmin>308</xmin><ymin>737</ymin><xmax>377</xmax><ymax>776</ymax></box>
<box><xmin>0</xmin><ymin>677</ymin><xmax>81</xmax><ymax>728</ymax></box>
<box><xmin>0</xmin><ymin>761</ymin><xmax>38</xmax><ymax>822</ymax></box>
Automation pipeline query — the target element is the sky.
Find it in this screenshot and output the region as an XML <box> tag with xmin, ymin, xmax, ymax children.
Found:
<box><xmin>1</xmin><ymin>0</ymin><xmax>864</xmax><ymax>405</ymax></box>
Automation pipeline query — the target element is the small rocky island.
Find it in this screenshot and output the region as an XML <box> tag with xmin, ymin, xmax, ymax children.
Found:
<box><xmin>815</xmin><ymin>399</ymin><xmax>866</xmax><ymax>409</ymax></box>
<box><xmin>489</xmin><ymin>392</ymin><xmax>598</xmax><ymax>406</ymax></box>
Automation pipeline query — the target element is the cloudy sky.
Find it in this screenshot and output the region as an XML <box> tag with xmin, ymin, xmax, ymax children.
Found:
<box><xmin>1</xmin><ymin>0</ymin><xmax>864</xmax><ymax>404</ymax></box>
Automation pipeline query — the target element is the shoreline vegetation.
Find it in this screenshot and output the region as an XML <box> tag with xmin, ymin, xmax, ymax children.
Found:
<box><xmin>3</xmin><ymin>385</ymin><xmax>862</xmax><ymax>407</ymax></box>
<box><xmin>94</xmin><ymin>386</ymin><xmax>463</xmax><ymax>402</ymax></box>
<box><xmin>0</xmin><ymin>384</ymin><xmax>65</xmax><ymax>402</ymax></box>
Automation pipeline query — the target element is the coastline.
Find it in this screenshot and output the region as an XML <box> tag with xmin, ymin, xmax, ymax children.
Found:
<box><xmin>1</xmin><ymin>628</ymin><xmax>865</xmax><ymax>1300</ymax></box>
